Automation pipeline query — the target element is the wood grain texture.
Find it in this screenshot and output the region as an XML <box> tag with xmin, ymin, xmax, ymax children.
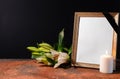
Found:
<box><xmin>0</xmin><ymin>59</ymin><xmax>120</xmax><ymax>79</ymax></box>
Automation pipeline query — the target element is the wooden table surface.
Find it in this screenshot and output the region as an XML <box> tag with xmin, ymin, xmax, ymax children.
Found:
<box><xmin>0</xmin><ymin>59</ymin><xmax>120</xmax><ymax>79</ymax></box>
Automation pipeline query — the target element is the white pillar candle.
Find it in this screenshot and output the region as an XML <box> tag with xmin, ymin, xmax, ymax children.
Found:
<box><xmin>99</xmin><ymin>50</ymin><xmax>113</xmax><ymax>73</ymax></box>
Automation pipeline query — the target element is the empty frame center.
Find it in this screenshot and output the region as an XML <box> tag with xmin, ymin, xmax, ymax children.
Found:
<box><xmin>76</xmin><ymin>17</ymin><xmax>113</xmax><ymax>64</ymax></box>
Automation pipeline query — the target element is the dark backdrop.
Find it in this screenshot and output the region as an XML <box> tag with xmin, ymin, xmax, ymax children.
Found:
<box><xmin>0</xmin><ymin>0</ymin><xmax>119</xmax><ymax>58</ymax></box>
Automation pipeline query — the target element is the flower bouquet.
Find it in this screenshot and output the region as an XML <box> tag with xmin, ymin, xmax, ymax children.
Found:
<box><xmin>27</xmin><ymin>29</ymin><xmax>72</xmax><ymax>68</ymax></box>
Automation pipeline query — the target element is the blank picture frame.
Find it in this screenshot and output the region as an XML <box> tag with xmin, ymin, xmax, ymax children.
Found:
<box><xmin>72</xmin><ymin>12</ymin><xmax>119</xmax><ymax>69</ymax></box>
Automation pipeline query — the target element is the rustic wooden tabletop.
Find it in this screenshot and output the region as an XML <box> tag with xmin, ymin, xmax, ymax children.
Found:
<box><xmin>0</xmin><ymin>59</ymin><xmax>120</xmax><ymax>79</ymax></box>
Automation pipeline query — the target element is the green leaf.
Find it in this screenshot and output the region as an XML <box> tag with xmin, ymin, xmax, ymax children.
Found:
<box><xmin>63</xmin><ymin>45</ymin><xmax>72</xmax><ymax>55</ymax></box>
<box><xmin>45</xmin><ymin>53</ymin><xmax>53</xmax><ymax>59</ymax></box>
<box><xmin>63</xmin><ymin>48</ymin><xmax>69</xmax><ymax>52</ymax></box>
<box><xmin>31</xmin><ymin>52</ymin><xmax>45</xmax><ymax>59</ymax></box>
<box><xmin>38</xmin><ymin>47</ymin><xmax>50</xmax><ymax>53</ymax></box>
<box><xmin>57</xmin><ymin>29</ymin><xmax>64</xmax><ymax>52</ymax></box>
<box><xmin>38</xmin><ymin>52</ymin><xmax>45</xmax><ymax>56</ymax></box>
<box><xmin>32</xmin><ymin>52</ymin><xmax>40</xmax><ymax>55</ymax></box>
<box><xmin>27</xmin><ymin>46</ymin><xmax>39</xmax><ymax>52</ymax></box>
<box><xmin>38</xmin><ymin>42</ymin><xmax>53</xmax><ymax>49</ymax></box>
<box><xmin>31</xmin><ymin>54</ymin><xmax>41</xmax><ymax>59</ymax></box>
<box><xmin>68</xmin><ymin>46</ymin><xmax>72</xmax><ymax>55</ymax></box>
<box><xmin>40</xmin><ymin>56</ymin><xmax>52</xmax><ymax>66</ymax></box>
<box><xmin>46</xmin><ymin>56</ymin><xmax>56</xmax><ymax>66</ymax></box>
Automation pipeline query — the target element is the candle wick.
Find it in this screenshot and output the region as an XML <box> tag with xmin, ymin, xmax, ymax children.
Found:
<box><xmin>106</xmin><ymin>50</ymin><xmax>108</xmax><ymax>55</ymax></box>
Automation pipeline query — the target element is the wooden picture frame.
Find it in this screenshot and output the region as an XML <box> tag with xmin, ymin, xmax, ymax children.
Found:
<box><xmin>72</xmin><ymin>12</ymin><xmax>119</xmax><ymax>69</ymax></box>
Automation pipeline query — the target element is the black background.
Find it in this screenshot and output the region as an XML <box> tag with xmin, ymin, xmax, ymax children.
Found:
<box><xmin>0</xmin><ymin>0</ymin><xmax>119</xmax><ymax>58</ymax></box>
